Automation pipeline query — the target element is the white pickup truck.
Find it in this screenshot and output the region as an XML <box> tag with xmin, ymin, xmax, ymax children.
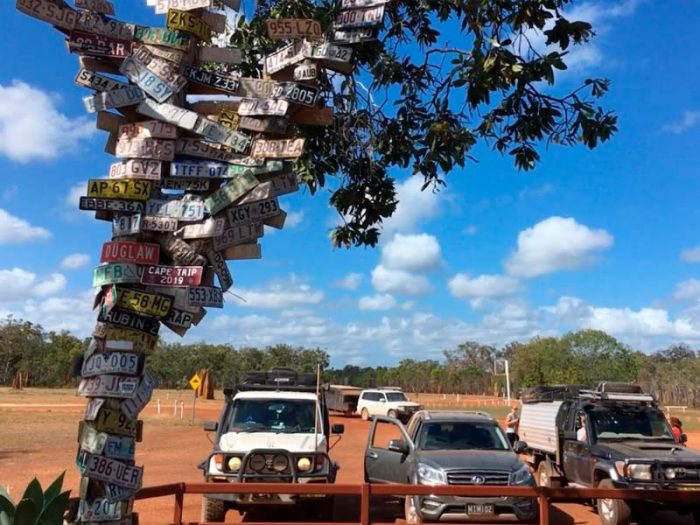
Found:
<box><xmin>199</xmin><ymin>369</ymin><xmax>344</xmax><ymax>522</ymax></box>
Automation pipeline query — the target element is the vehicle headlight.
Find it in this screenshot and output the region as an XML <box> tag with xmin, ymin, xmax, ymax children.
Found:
<box><xmin>624</xmin><ymin>464</ymin><xmax>652</xmax><ymax>481</ymax></box>
<box><xmin>272</xmin><ymin>454</ymin><xmax>288</xmax><ymax>473</ymax></box>
<box><xmin>212</xmin><ymin>454</ymin><xmax>224</xmax><ymax>471</ymax></box>
<box><xmin>249</xmin><ymin>454</ymin><xmax>266</xmax><ymax>472</ymax></box>
<box><xmin>297</xmin><ymin>457</ymin><xmax>312</xmax><ymax>472</ymax></box>
<box><xmin>510</xmin><ymin>464</ymin><xmax>533</xmax><ymax>485</ymax></box>
<box><xmin>227</xmin><ymin>456</ymin><xmax>242</xmax><ymax>472</ymax></box>
<box><xmin>664</xmin><ymin>468</ymin><xmax>677</xmax><ymax>480</ymax></box>
<box><xmin>417</xmin><ymin>463</ymin><xmax>446</xmax><ymax>485</ymax></box>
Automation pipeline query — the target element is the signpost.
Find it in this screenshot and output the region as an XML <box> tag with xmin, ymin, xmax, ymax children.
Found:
<box><xmin>189</xmin><ymin>372</ymin><xmax>201</xmax><ymax>423</ymax></box>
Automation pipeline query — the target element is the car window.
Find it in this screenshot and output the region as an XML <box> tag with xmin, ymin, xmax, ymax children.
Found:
<box><xmin>590</xmin><ymin>406</ymin><xmax>674</xmax><ymax>440</ymax></box>
<box><xmin>362</xmin><ymin>392</ymin><xmax>375</xmax><ymax>401</ymax></box>
<box><xmin>226</xmin><ymin>399</ymin><xmax>319</xmax><ymax>433</ymax></box>
<box><xmin>386</xmin><ymin>392</ymin><xmax>408</xmax><ymax>402</ymax></box>
<box><xmin>417</xmin><ymin>422</ymin><xmax>509</xmax><ymax>450</ymax></box>
<box><xmin>371</xmin><ymin>420</ymin><xmax>404</xmax><ymax>450</ymax></box>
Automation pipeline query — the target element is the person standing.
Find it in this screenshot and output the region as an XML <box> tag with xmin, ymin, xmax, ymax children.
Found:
<box><xmin>670</xmin><ymin>417</ymin><xmax>686</xmax><ymax>446</ymax></box>
<box><xmin>505</xmin><ymin>405</ymin><xmax>520</xmax><ymax>447</ymax></box>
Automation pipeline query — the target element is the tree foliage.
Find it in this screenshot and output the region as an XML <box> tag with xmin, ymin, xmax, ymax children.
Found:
<box><xmin>229</xmin><ymin>0</ymin><xmax>617</xmax><ymax>247</ymax></box>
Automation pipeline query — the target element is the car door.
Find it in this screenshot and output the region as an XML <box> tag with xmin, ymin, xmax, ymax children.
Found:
<box><xmin>365</xmin><ymin>415</ymin><xmax>414</xmax><ymax>483</ymax></box>
<box><xmin>562</xmin><ymin>410</ymin><xmax>594</xmax><ymax>486</ymax></box>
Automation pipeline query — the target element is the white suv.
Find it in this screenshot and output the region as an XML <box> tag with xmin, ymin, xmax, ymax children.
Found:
<box><xmin>357</xmin><ymin>388</ymin><xmax>421</xmax><ymax>422</ymax></box>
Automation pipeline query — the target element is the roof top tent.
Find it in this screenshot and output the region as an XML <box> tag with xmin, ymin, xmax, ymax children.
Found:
<box><xmin>326</xmin><ymin>385</ymin><xmax>363</xmax><ymax>416</ymax></box>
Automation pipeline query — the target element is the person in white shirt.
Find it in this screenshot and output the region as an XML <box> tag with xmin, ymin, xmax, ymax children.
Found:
<box><xmin>505</xmin><ymin>406</ymin><xmax>520</xmax><ymax>447</ymax></box>
<box><xmin>577</xmin><ymin>414</ymin><xmax>587</xmax><ymax>443</ymax></box>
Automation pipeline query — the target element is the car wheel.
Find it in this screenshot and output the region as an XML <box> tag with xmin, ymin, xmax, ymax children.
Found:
<box><xmin>597</xmin><ymin>479</ymin><xmax>631</xmax><ymax>525</ymax></box>
<box><xmin>404</xmin><ymin>495</ymin><xmax>423</xmax><ymax>524</ymax></box>
<box><xmin>201</xmin><ymin>496</ymin><xmax>227</xmax><ymax>523</ymax></box>
<box><xmin>388</xmin><ymin>409</ymin><xmax>398</xmax><ymax>418</ymax></box>
<box><xmin>536</xmin><ymin>461</ymin><xmax>560</xmax><ymax>488</ymax></box>
<box><xmin>361</xmin><ymin>408</ymin><xmax>370</xmax><ymax>421</ymax></box>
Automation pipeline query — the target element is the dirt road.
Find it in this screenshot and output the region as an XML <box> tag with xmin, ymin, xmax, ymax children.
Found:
<box><xmin>0</xmin><ymin>391</ymin><xmax>695</xmax><ymax>524</ymax></box>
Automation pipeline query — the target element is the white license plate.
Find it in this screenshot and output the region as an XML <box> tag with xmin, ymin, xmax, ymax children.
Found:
<box><xmin>466</xmin><ymin>504</ymin><xmax>493</xmax><ymax>515</ymax></box>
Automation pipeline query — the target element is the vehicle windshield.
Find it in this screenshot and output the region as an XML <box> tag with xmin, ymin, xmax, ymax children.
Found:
<box><xmin>227</xmin><ymin>399</ymin><xmax>319</xmax><ymax>433</ymax></box>
<box><xmin>418</xmin><ymin>422</ymin><xmax>510</xmax><ymax>450</ymax></box>
<box><xmin>589</xmin><ymin>405</ymin><xmax>674</xmax><ymax>441</ymax></box>
<box><xmin>386</xmin><ymin>392</ymin><xmax>408</xmax><ymax>402</ymax></box>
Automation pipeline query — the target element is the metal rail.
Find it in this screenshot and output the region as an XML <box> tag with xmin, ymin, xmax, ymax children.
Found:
<box><xmin>135</xmin><ymin>481</ymin><xmax>700</xmax><ymax>525</ymax></box>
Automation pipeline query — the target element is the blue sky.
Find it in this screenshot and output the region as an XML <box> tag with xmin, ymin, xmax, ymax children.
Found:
<box><xmin>1</xmin><ymin>0</ymin><xmax>699</xmax><ymax>366</ymax></box>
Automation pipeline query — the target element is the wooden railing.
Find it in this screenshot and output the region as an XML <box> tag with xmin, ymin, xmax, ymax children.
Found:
<box><xmin>135</xmin><ymin>481</ymin><xmax>700</xmax><ymax>525</ymax></box>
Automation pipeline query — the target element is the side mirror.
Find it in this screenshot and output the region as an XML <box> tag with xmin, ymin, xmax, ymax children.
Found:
<box><xmin>332</xmin><ymin>423</ymin><xmax>345</xmax><ymax>435</ymax></box>
<box><xmin>681</xmin><ymin>433</ymin><xmax>688</xmax><ymax>444</ymax></box>
<box><xmin>513</xmin><ymin>441</ymin><xmax>527</xmax><ymax>454</ymax></box>
<box><xmin>388</xmin><ymin>439</ymin><xmax>409</xmax><ymax>454</ymax></box>
<box><xmin>203</xmin><ymin>420</ymin><xmax>218</xmax><ymax>432</ymax></box>
<box><xmin>563</xmin><ymin>430</ymin><xmax>578</xmax><ymax>441</ymax></box>
<box><xmin>379</xmin><ymin>398</ymin><xmax>386</xmax><ymax>403</ymax></box>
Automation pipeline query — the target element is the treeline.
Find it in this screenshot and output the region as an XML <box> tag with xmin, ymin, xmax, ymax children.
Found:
<box><xmin>2</xmin><ymin>316</ymin><xmax>700</xmax><ymax>407</ymax></box>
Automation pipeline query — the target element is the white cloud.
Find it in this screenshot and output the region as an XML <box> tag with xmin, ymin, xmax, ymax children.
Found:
<box><xmin>234</xmin><ymin>276</ymin><xmax>324</xmax><ymax>309</ymax></box>
<box><xmin>0</xmin><ymin>80</ymin><xmax>95</xmax><ymax>162</ymax></box>
<box><xmin>673</xmin><ymin>279</ymin><xmax>700</xmax><ymax>302</ymax></box>
<box><xmin>382</xmin><ymin>176</ymin><xmax>443</xmax><ymax>235</ymax></box>
<box><xmin>333</xmin><ymin>272</ymin><xmax>363</xmax><ymax>290</ymax></box>
<box><xmin>60</xmin><ymin>253</ymin><xmax>90</xmax><ymax>270</ymax></box>
<box><xmin>663</xmin><ymin>111</ymin><xmax>700</xmax><ymax>135</ymax></box>
<box><xmin>0</xmin><ymin>209</ymin><xmax>51</xmax><ymax>245</ymax></box>
<box><xmin>20</xmin><ymin>290</ymin><xmax>95</xmax><ymax>334</ymax></box>
<box><xmin>371</xmin><ymin>264</ymin><xmax>432</xmax><ymax>296</ymax></box>
<box><xmin>358</xmin><ymin>294</ymin><xmax>397</xmax><ymax>311</ymax></box>
<box><xmin>680</xmin><ymin>245</ymin><xmax>700</xmax><ymax>263</ymax></box>
<box><xmin>448</xmin><ymin>274</ymin><xmax>520</xmax><ymax>305</ymax></box>
<box><xmin>381</xmin><ymin>233</ymin><xmax>442</xmax><ymax>272</ymax></box>
<box><xmin>0</xmin><ymin>268</ymin><xmax>66</xmax><ymax>303</ymax></box>
<box><xmin>285</xmin><ymin>210</ymin><xmax>304</xmax><ymax>228</ymax></box>
<box><xmin>505</xmin><ymin>216</ymin><xmax>613</xmax><ymax>278</ymax></box>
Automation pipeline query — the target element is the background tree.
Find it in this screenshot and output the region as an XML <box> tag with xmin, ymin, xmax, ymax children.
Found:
<box><xmin>230</xmin><ymin>0</ymin><xmax>617</xmax><ymax>247</ymax></box>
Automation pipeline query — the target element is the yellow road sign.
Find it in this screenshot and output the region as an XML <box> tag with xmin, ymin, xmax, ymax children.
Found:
<box><xmin>189</xmin><ymin>373</ymin><xmax>201</xmax><ymax>391</ymax></box>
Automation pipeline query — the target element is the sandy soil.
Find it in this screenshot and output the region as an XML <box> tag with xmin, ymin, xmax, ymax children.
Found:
<box><xmin>0</xmin><ymin>389</ymin><xmax>696</xmax><ymax>525</ymax></box>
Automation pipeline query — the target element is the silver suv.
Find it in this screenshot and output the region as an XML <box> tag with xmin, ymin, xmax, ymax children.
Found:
<box><xmin>364</xmin><ymin>410</ymin><xmax>538</xmax><ymax>523</ymax></box>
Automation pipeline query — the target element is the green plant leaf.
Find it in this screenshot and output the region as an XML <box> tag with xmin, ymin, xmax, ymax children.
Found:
<box><xmin>38</xmin><ymin>491</ymin><xmax>70</xmax><ymax>525</ymax></box>
<box><xmin>0</xmin><ymin>497</ymin><xmax>14</xmax><ymax>520</ymax></box>
<box><xmin>21</xmin><ymin>479</ymin><xmax>43</xmax><ymax>513</ymax></box>
<box><xmin>13</xmin><ymin>498</ymin><xmax>38</xmax><ymax>525</ymax></box>
<box><xmin>42</xmin><ymin>474</ymin><xmax>64</xmax><ymax>507</ymax></box>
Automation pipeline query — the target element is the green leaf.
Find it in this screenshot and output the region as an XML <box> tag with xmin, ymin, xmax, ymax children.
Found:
<box><xmin>38</xmin><ymin>491</ymin><xmax>70</xmax><ymax>525</ymax></box>
<box><xmin>0</xmin><ymin>496</ymin><xmax>14</xmax><ymax>520</ymax></box>
<box><xmin>42</xmin><ymin>474</ymin><xmax>64</xmax><ymax>506</ymax></box>
<box><xmin>21</xmin><ymin>479</ymin><xmax>43</xmax><ymax>513</ymax></box>
<box><xmin>14</xmin><ymin>498</ymin><xmax>38</xmax><ymax>525</ymax></box>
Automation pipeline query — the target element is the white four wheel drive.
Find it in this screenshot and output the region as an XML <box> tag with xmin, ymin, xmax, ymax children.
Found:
<box><xmin>357</xmin><ymin>387</ymin><xmax>421</xmax><ymax>422</ymax></box>
<box><xmin>199</xmin><ymin>369</ymin><xmax>344</xmax><ymax>523</ymax></box>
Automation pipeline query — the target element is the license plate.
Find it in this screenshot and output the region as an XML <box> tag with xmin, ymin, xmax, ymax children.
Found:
<box><xmin>238</xmin><ymin>116</ymin><xmax>289</xmax><ymax>135</ymax></box>
<box><xmin>78</xmin><ymin>375</ymin><xmax>139</xmax><ymax>399</ymax></box>
<box><xmin>117</xmin><ymin>288</ymin><xmax>173</xmax><ymax>318</ymax></box>
<box><xmin>183</xmin><ymin>66</ymin><xmax>240</xmax><ymax>94</ymax></box>
<box><xmin>228</xmin><ymin>198</ymin><xmax>280</xmax><ymax>227</ymax></box>
<box><xmin>121</xmin><ymin>371</ymin><xmax>155</xmax><ymax>419</ymax></box>
<box><xmin>84</xmin><ymin>453</ymin><xmax>143</xmax><ymax>490</ymax></box>
<box><xmin>237</xmin><ymin>77</ymin><xmax>277</xmax><ymax>98</ymax></box>
<box><xmin>79</xmin><ymin>497</ymin><xmax>130</xmax><ymax>522</ymax></box>
<box><xmin>75</xmin><ymin>11</ymin><xmax>135</xmax><ymax>40</ymax></box>
<box><xmin>132</xmin><ymin>46</ymin><xmax>186</xmax><ymax>91</ymax></box>
<box><xmin>181</xmin><ymin>218</ymin><xmax>225</xmax><ymax>239</ymax></box>
<box><xmin>166</xmin><ymin>308</ymin><xmax>196</xmax><ymax>328</ymax></box>
<box><xmin>134</xmin><ymin>25</ymin><xmax>192</xmax><ymax>51</ymax></box>
<box><xmin>79</xmin><ymin>197</ymin><xmax>144</xmax><ymax>214</ymax></box>
<box><xmin>466</xmin><ymin>504</ymin><xmax>493</xmax><ymax>515</ymax></box>
<box><xmin>156</xmin><ymin>178</ymin><xmax>210</xmax><ymax>191</ymax></box>
<box><xmin>109</xmin><ymin>160</ymin><xmax>162</xmax><ymax>180</ymax></box>
<box><xmin>118</xmin><ymin>120</ymin><xmax>177</xmax><ymax>140</ymax></box>
<box><xmin>75</xmin><ymin>68</ymin><xmax>129</xmax><ymax>92</ymax></box>
<box><xmin>104</xmin><ymin>435</ymin><xmax>136</xmax><ymax>461</ymax></box>
<box><xmin>141</xmin><ymin>215</ymin><xmax>178</xmax><ymax>232</ymax></box>
<box><xmin>68</xmin><ymin>31</ymin><xmax>132</xmax><ymax>59</ymax></box>
<box><xmin>98</xmin><ymin>307</ymin><xmax>161</xmax><ymax>336</ymax></box>
<box><xmin>271</xmin><ymin>82</ymin><xmax>319</xmax><ymax>106</ymax></box>
<box><xmin>335</xmin><ymin>5</ymin><xmax>385</xmax><ymax>28</ymax></box>
<box><xmin>120</xmin><ymin>56</ymin><xmax>174</xmax><ymax>103</ymax></box>
<box><xmin>93</xmin><ymin>407</ymin><xmax>140</xmax><ymax>437</ymax></box>
<box><xmin>188</xmin><ymin>286</ymin><xmax>224</xmax><ymax>308</ymax></box>
<box><xmin>204</xmin><ymin>172</ymin><xmax>258</xmax><ymax>215</ymax></box>
<box><xmin>265</xmin><ymin>19</ymin><xmax>323</xmax><ymax>41</ymax></box>
<box><xmin>175</xmin><ymin>138</ymin><xmax>236</xmax><ymax>162</ymax></box>
<box><xmin>264</xmin><ymin>41</ymin><xmax>306</xmax><ymax>74</ymax></box>
<box><xmin>93</xmin><ymin>263</ymin><xmax>142</xmax><ymax>287</ymax></box>
<box><xmin>82</xmin><ymin>351</ymin><xmax>142</xmax><ymax>378</ymax></box>
<box><xmin>250</xmin><ymin>138</ymin><xmax>305</xmax><ymax>159</ymax></box>
<box><xmin>79</xmin><ymin>422</ymin><xmax>108</xmax><ymax>454</ymax></box>
<box><xmin>16</xmin><ymin>0</ymin><xmax>78</xmax><ymax>30</ymax></box>
<box><xmin>83</xmin><ymin>86</ymin><xmax>146</xmax><ymax>113</ymax></box>
<box><xmin>85</xmin><ymin>399</ymin><xmax>105</xmax><ymax>422</ymax></box>
<box><xmin>76</xmin><ymin>0</ymin><xmax>115</xmax><ymax>15</ymax></box>
<box><xmin>115</xmin><ymin>136</ymin><xmax>175</xmax><ymax>161</ymax></box>
<box><xmin>87</xmin><ymin>179</ymin><xmax>152</xmax><ymax>201</ymax></box>
<box><xmin>100</xmin><ymin>241</ymin><xmax>160</xmax><ymax>265</ymax></box>
<box><xmin>137</xmin><ymin>99</ymin><xmax>198</xmax><ymax>130</ymax></box>
<box><xmin>166</xmin><ymin>9</ymin><xmax>211</xmax><ymax>41</ymax></box>
<box><xmin>213</xmin><ymin>223</ymin><xmax>264</xmax><ymax>251</ymax></box>
<box><xmin>237</xmin><ymin>172</ymin><xmax>299</xmax><ymax>203</ymax></box>
<box><xmin>141</xmin><ymin>265</ymin><xmax>204</xmax><ymax>287</ymax></box>
<box><xmin>170</xmin><ymin>161</ymin><xmax>231</xmax><ymax>178</ymax></box>
<box><xmin>238</xmin><ymin>97</ymin><xmax>289</xmax><ymax>117</ymax></box>
<box><xmin>206</xmin><ymin>249</ymin><xmax>234</xmax><ymax>292</ymax></box>
<box><xmin>112</xmin><ymin>215</ymin><xmax>142</xmax><ymax>237</ymax></box>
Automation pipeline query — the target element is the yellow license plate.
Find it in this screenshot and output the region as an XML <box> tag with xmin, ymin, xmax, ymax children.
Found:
<box><xmin>118</xmin><ymin>289</ymin><xmax>172</xmax><ymax>318</ymax></box>
<box><xmin>87</xmin><ymin>179</ymin><xmax>152</xmax><ymax>200</ymax></box>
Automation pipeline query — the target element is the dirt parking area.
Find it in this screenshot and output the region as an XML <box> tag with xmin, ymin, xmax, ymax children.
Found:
<box><xmin>0</xmin><ymin>389</ymin><xmax>696</xmax><ymax>525</ymax></box>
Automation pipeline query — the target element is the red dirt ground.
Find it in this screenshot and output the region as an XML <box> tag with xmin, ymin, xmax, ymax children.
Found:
<box><xmin>0</xmin><ymin>390</ymin><xmax>696</xmax><ymax>525</ymax></box>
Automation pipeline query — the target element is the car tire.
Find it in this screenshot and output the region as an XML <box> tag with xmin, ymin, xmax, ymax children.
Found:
<box><xmin>361</xmin><ymin>408</ymin><xmax>370</xmax><ymax>421</ymax></box>
<box><xmin>597</xmin><ymin>479</ymin><xmax>631</xmax><ymax>525</ymax></box>
<box><xmin>536</xmin><ymin>461</ymin><xmax>561</xmax><ymax>488</ymax></box>
<box><xmin>201</xmin><ymin>496</ymin><xmax>227</xmax><ymax>523</ymax></box>
<box><xmin>404</xmin><ymin>495</ymin><xmax>423</xmax><ymax>524</ymax></box>
<box><xmin>388</xmin><ymin>409</ymin><xmax>398</xmax><ymax>418</ymax></box>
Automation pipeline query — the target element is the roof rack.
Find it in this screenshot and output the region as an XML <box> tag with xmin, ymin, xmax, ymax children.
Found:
<box><xmin>424</xmin><ymin>410</ymin><xmax>494</xmax><ymax>420</ymax></box>
<box><xmin>579</xmin><ymin>389</ymin><xmax>654</xmax><ymax>403</ymax></box>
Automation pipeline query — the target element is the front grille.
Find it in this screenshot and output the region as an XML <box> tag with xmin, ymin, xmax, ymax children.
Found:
<box><xmin>447</xmin><ymin>470</ymin><xmax>510</xmax><ymax>485</ymax></box>
<box><xmin>243</xmin><ymin>453</ymin><xmax>293</xmax><ymax>477</ymax></box>
<box><xmin>660</xmin><ymin>465</ymin><xmax>700</xmax><ymax>481</ymax></box>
